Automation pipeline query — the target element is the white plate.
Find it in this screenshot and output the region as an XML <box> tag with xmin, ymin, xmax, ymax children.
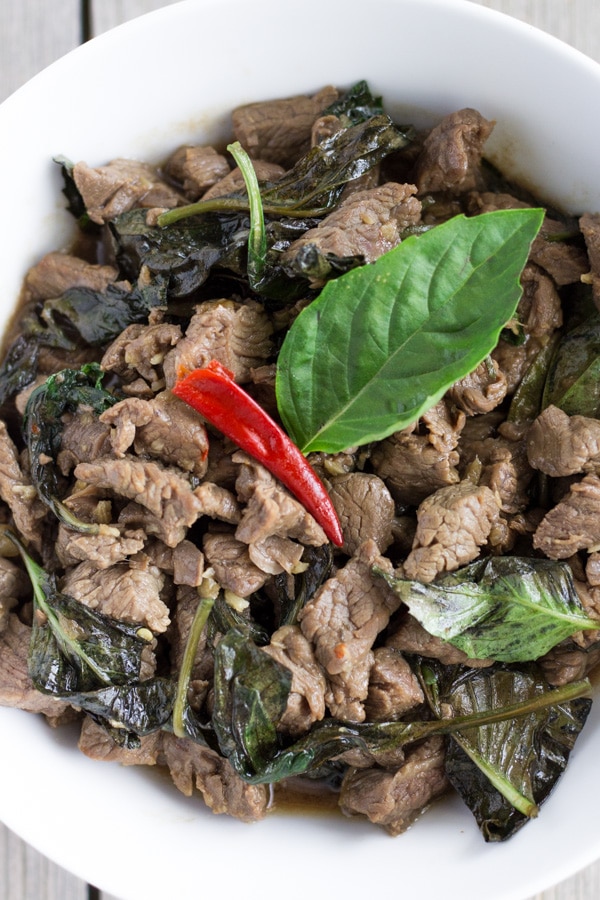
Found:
<box><xmin>1</xmin><ymin>2</ymin><xmax>600</xmax><ymax>898</ymax></box>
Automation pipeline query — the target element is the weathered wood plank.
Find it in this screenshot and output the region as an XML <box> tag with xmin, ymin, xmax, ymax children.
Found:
<box><xmin>0</xmin><ymin>824</ymin><xmax>87</xmax><ymax>900</ymax></box>
<box><xmin>0</xmin><ymin>0</ymin><xmax>80</xmax><ymax>102</ymax></box>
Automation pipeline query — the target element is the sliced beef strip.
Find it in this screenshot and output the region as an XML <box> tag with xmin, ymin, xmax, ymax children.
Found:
<box><xmin>101</xmin><ymin>390</ymin><xmax>210</xmax><ymax>477</ymax></box>
<box><xmin>231</xmin><ymin>85</ymin><xmax>339</xmax><ymax>167</ymax></box>
<box><xmin>415</xmin><ymin>108</ymin><xmax>494</xmax><ymax>195</ymax></box>
<box><xmin>160</xmin><ymin>732</ymin><xmax>269</xmax><ymax>823</ymax></box>
<box><xmin>328</xmin><ymin>472</ymin><xmax>395</xmax><ymax>556</ymax></box>
<box><xmin>446</xmin><ymin>358</ymin><xmax>507</xmax><ymax>416</ymax></box>
<box><xmin>370</xmin><ymin>400</ymin><xmax>465</xmax><ymax>507</ymax></box>
<box><xmin>338</xmin><ymin>736</ymin><xmax>449</xmax><ymax>835</ymax></box>
<box><xmin>233</xmin><ymin>451</ymin><xmax>327</xmax><ymax>547</ymax></box>
<box><xmin>61</xmin><ymin>558</ymin><xmax>169</xmax><ymax>634</ymax></box>
<box><xmin>459</xmin><ymin>432</ymin><xmax>533</xmax><ymax>515</ymax></box>
<box><xmin>533</xmin><ymin>473</ymin><xmax>600</xmax><ymax>559</ymax></box>
<box><xmin>0</xmin><ymin>613</ymin><xmax>71</xmax><ymax>717</ymax></box>
<box><xmin>282</xmin><ymin>182</ymin><xmax>422</xmax><ymax>272</ymax></box>
<box><xmin>386</xmin><ymin>613</ymin><xmax>493</xmax><ymax>667</ymax></box>
<box><xmin>262</xmin><ymin>624</ymin><xmax>327</xmax><ymax>736</ymax></box>
<box><xmin>162</xmin><ymin>298</ymin><xmax>273</xmax><ymax>389</ymax></box>
<box><xmin>56</xmin><ymin>524</ymin><xmax>146</xmax><ymax>570</ymax></box>
<box><xmin>101</xmin><ymin>321</ymin><xmax>182</xmax><ymax>386</ymax></box>
<box><xmin>22</xmin><ymin>251</ymin><xmax>119</xmax><ymax>302</ymax></box>
<box><xmin>247</xmin><ymin>534</ymin><xmax>305</xmax><ymax>576</ymax></box>
<box><xmin>540</xmin><ymin>639</ymin><xmax>600</xmax><ymax>686</ymax></box>
<box><xmin>403</xmin><ymin>474</ymin><xmax>501</xmax><ymax>582</ymax></box>
<box><xmin>0</xmin><ymin>420</ymin><xmax>47</xmax><ymax>552</ymax></box>
<box><xmin>117</xmin><ymin>501</ymin><xmax>189</xmax><ymax>549</ymax></box>
<box><xmin>298</xmin><ymin>540</ymin><xmax>402</xmax><ymax>722</ymax></box>
<box><xmin>74</xmin><ymin>455</ymin><xmax>204</xmax><ymax>548</ymax></box>
<box><xmin>526</xmin><ymin>405</ymin><xmax>600</xmax><ymax>478</ymax></box>
<box><xmin>56</xmin><ymin>409</ymin><xmax>114</xmax><ymax>475</ymax></box>
<box><xmin>364</xmin><ymin>647</ymin><xmax>424</xmax><ymax>721</ymax></box>
<box><xmin>0</xmin><ymin>557</ymin><xmax>29</xmax><ymax>634</ymax></box>
<box><xmin>202</xmin><ymin>531</ymin><xmax>270</xmax><ymax>597</ymax></box>
<box><xmin>200</xmin><ymin>159</ymin><xmax>285</xmax><ymax>200</ymax></box>
<box><xmin>73</xmin><ymin>157</ymin><xmax>184</xmax><ymax>225</ymax></box>
<box><xmin>163</xmin><ymin>144</ymin><xmax>231</xmax><ymax>200</ymax></box>
<box><xmin>193</xmin><ymin>482</ymin><xmax>241</xmax><ymax>524</ymax></box>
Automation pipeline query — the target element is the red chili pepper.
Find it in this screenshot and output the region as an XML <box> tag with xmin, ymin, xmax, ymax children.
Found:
<box><xmin>172</xmin><ymin>360</ymin><xmax>343</xmax><ymax>546</ymax></box>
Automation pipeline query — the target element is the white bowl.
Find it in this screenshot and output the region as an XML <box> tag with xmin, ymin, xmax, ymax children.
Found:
<box><xmin>1</xmin><ymin>2</ymin><xmax>600</xmax><ymax>899</ymax></box>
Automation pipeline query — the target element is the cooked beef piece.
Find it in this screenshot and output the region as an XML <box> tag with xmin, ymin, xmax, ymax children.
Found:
<box><xmin>193</xmin><ymin>482</ymin><xmax>241</xmax><ymax>524</ymax></box>
<box><xmin>74</xmin><ymin>455</ymin><xmax>204</xmax><ymax>548</ymax></box>
<box><xmin>533</xmin><ymin>474</ymin><xmax>600</xmax><ymax>558</ymax></box>
<box><xmin>364</xmin><ymin>647</ymin><xmax>424</xmax><ymax>721</ymax></box>
<box><xmin>162</xmin><ymin>298</ymin><xmax>273</xmax><ymax>389</ymax></box>
<box><xmin>171</xmin><ymin>541</ymin><xmax>205</xmax><ymax>587</ymax></box>
<box><xmin>233</xmin><ymin>451</ymin><xmax>327</xmax><ymax>546</ymax></box>
<box><xmin>201</xmin><ymin>159</ymin><xmax>285</xmax><ymax>200</ymax></box>
<box><xmin>386</xmin><ymin>613</ymin><xmax>492</xmax><ymax>667</ymax></box>
<box><xmin>101</xmin><ymin>321</ymin><xmax>182</xmax><ymax>386</ymax></box>
<box><xmin>298</xmin><ymin>540</ymin><xmax>401</xmax><ymax>722</ymax></box>
<box><xmin>56</xmin><ymin>410</ymin><xmax>114</xmax><ymax>475</ymax></box>
<box><xmin>101</xmin><ymin>390</ymin><xmax>209</xmax><ymax>477</ymax></box>
<box><xmin>311</xmin><ymin>113</ymin><xmax>343</xmax><ymax>146</ymax></box>
<box><xmin>403</xmin><ymin>473</ymin><xmax>500</xmax><ymax>582</ymax></box>
<box><xmin>370</xmin><ymin>400</ymin><xmax>465</xmax><ymax>507</ymax></box>
<box><xmin>231</xmin><ymin>85</ymin><xmax>339</xmax><ymax>167</ymax></box>
<box><xmin>56</xmin><ymin>523</ymin><xmax>146</xmax><ymax>570</ymax></box>
<box><xmin>73</xmin><ymin>157</ymin><xmax>184</xmax><ymax>224</ymax></box>
<box><xmin>0</xmin><ymin>614</ymin><xmax>71</xmax><ymax>716</ymax></box>
<box><xmin>447</xmin><ymin>358</ymin><xmax>507</xmax><ymax>416</ymax></box>
<box><xmin>116</xmin><ymin>501</ymin><xmax>186</xmax><ymax>549</ymax></box>
<box><xmin>262</xmin><ymin>624</ymin><xmax>327</xmax><ymax>736</ymax></box>
<box><xmin>0</xmin><ymin>557</ymin><xmax>29</xmax><ymax>633</ymax></box>
<box><xmin>160</xmin><ymin>732</ymin><xmax>269</xmax><ymax>822</ymax></box>
<box><xmin>22</xmin><ymin>251</ymin><xmax>119</xmax><ymax>302</ymax></box>
<box><xmin>0</xmin><ymin>420</ymin><xmax>47</xmax><ymax>552</ymax></box>
<box><xmin>580</xmin><ymin>213</ymin><xmax>600</xmax><ymax>308</ymax></box>
<box><xmin>61</xmin><ymin>558</ymin><xmax>169</xmax><ymax>634</ymax></box>
<box><xmin>202</xmin><ymin>531</ymin><xmax>270</xmax><ymax>597</ymax></box>
<box><xmin>526</xmin><ymin>405</ymin><xmax>600</xmax><ymax>477</ymax></box>
<box><xmin>282</xmin><ymin>182</ymin><xmax>422</xmax><ymax>272</ymax></box>
<box><xmin>163</xmin><ymin>144</ymin><xmax>231</xmax><ymax>200</ymax></box>
<box><xmin>415</xmin><ymin>108</ymin><xmax>494</xmax><ymax>195</ymax></box>
<box><xmin>540</xmin><ymin>639</ymin><xmax>600</xmax><ymax>686</ymax></box>
<box><xmin>247</xmin><ymin>534</ymin><xmax>305</xmax><ymax>576</ymax></box>
<box><xmin>78</xmin><ymin>719</ymin><xmax>268</xmax><ymax>822</ymax></box>
<box><xmin>459</xmin><ymin>433</ymin><xmax>532</xmax><ymax>515</ymax></box>
<box><xmin>338</xmin><ymin>736</ymin><xmax>449</xmax><ymax>835</ymax></box>
<box><xmin>329</xmin><ymin>472</ymin><xmax>395</xmax><ymax>556</ymax></box>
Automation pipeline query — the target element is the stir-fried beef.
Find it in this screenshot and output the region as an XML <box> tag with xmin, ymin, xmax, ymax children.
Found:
<box><xmin>298</xmin><ymin>540</ymin><xmax>401</xmax><ymax>721</ymax></box>
<box><xmin>370</xmin><ymin>400</ymin><xmax>465</xmax><ymax>507</ymax></box>
<box><xmin>4</xmin><ymin>86</ymin><xmax>600</xmax><ymax>837</ymax></box>
<box><xmin>282</xmin><ymin>182</ymin><xmax>422</xmax><ymax>270</ymax></box>
<box><xmin>164</xmin><ymin>144</ymin><xmax>231</xmax><ymax>201</ymax></box>
<box><xmin>328</xmin><ymin>472</ymin><xmax>395</xmax><ymax>555</ymax></box>
<box><xmin>231</xmin><ymin>85</ymin><xmax>339</xmax><ymax>167</ymax></box>
<box><xmin>61</xmin><ymin>558</ymin><xmax>169</xmax><ymax>634</ymax></box>
<box><xmin>415</xmin><ymin>108</ymin><xmax>494</xmax><ymax>195</ymax></box>
<box><xmin>526</xmin><ymin>405</ymin><xmax>600</xmax><ymax>477</ymax></box>
<box><xmin>533</xmin><ymin>473</ymin><xmax>600</xmax><ymax>558</ymax></box>
<box><xmin>162</xmin><ymin>298</ymin><xmax>273</xmax><ymax>388</ymax></box>
<box><xmin>262</xmin><ymin>624</ymin><xmax>327</xmax><ymax>736</ymax></box>
<box><xmin>101</xmin><ymin>390</ymin><xmax>210</xmax><ymax>477</ymax></box>
<box><xmin>403</xmin><ymin>474</ymin><xmax>501</xmax><ymax>582</ymax></box>
<box><xmin>72</xmin><ymin>158</ymin><xmax>184</xmax><ymax>224</ymax></box>
<box><xmin>339</xmin><ymin>736</ymin><xmax>449</xmax><ymax>835</ymax></box>
<box><xmin>22</xmin><ymin>251</ymin><xmax>119</xmax><ymax>302</ymax></box>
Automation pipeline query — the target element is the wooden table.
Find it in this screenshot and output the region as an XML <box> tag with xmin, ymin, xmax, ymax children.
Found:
<box><xmin>1</xmin><ymin>1</ymin><xmax>600</xmax><ymax>897</ymax></box>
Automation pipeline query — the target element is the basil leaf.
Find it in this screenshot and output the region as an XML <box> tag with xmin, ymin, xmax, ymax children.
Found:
<box><xmin>276</xmin><ymin>208</ymin><xmax>544</xmax><ymax>453</ymax></box>
<box><xmin>419</xmin><ymin>660</ymin><xmax>592</xmax><ymax>841</ymax></box>
<box><xmin>377</xmin><ymin>556</ymin><xmax>600</xmax><ymax>663</ymax></box>
<box><xmin>542</xmin><ymin>311</ymin><xmax>600</xmax><ymax>417</ymax></box>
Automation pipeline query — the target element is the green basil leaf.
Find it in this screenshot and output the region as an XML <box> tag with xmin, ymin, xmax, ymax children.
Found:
<box><xmin>418</xmin><ymin>660</ymin><xmax>592</xmax><ymax>841</ymax></box>
<box><xmin>377</xmin><ymin>556</ymin><xmax>600</xmax><ymax>663</ymax></box>
<box><xmin>276</xmin><ymin>208</ymin><xmax>544</xmax><ymax>453</ymax></box>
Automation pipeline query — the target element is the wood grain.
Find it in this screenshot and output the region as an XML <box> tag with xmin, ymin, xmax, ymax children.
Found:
<box><xmin>1</xmin><ymin>2</ymin><xmax>600</xmax><ymax>899</ymax></box>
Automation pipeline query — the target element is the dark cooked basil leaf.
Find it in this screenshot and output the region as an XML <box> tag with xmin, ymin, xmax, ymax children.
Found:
<box><xmin>23</xmin><ymin>364</ymin><xmax>119</xmax><ymax>532</ymax></box>
<box><xmin>377</xmin><ymin>556</ymin><xmax>600</xmax><ymax>663</ymax></box>
<box><xmin>542</xmin><ymin>311</ymin><xmax>600</xmax><ymax>417</ymax></box>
